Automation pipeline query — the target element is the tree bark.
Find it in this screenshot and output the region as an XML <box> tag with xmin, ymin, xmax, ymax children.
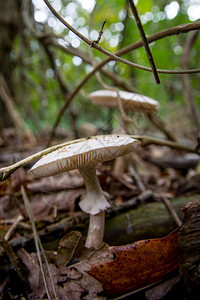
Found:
<box><xmin>178</xmin><ymin>198</ymin><xmax>200</xmax><ymax>299</ymax></box>
<box><xmin>0</xmin><ymin>0</ymin><xmax>20</xmax><ymax>127</ymax></box>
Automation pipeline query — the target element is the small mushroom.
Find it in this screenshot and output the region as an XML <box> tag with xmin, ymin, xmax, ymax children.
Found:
<box><xmin>29</xmin><ymin>134</ymin><xmax>139</xmax><ymax>249</ymax></box>
<box><xmin>89</xmin><ymin>90</ymin><xmax>159</xmax><ymax>113</ymax></box>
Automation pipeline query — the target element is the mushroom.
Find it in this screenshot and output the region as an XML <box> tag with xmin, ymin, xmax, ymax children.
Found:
<box><xmin>89</xmin><ymin>90</ymin><xmax>159</xmax><ymax>113</ymax></box>
<box><xmin>29</xmin><ymin>134</ymin><xmax>139</xmax><ymax>249</ymax></box>
<box><xmin>89</xmin><ymin>89</ymin><xmax>176</xmax><ymax>141</ymax></box>
<box><xmin>89</xmin><ymin>90</ymin><xmax>159</xmax><ymax>176</ymax></box>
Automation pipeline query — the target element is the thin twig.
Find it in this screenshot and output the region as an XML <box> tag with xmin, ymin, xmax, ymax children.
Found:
<box><xmin>0</xmin><ymin>136</ymin><xmax>89</xmax><ymax>181</ymax></box>
<box><xmin>4</xmin><ymin>215</ymin><xmax>24</xmax><ymax>241</ymax></box>
<box><xmin>128</xmin><ymin>0</ymin><xmax>160</xmax><ymax>84</ymax></box>
<box><xmin>147</xmin><ymin>113</ymin><xmax>177</xmax><ymax>142</ymax></box>
<box><xmin>42</xmin><ymin>41</ymin><xmax>69</xmax><ymax>95</ymax></box>
<box><xmin>92</xmin><ymin>20</ymin><xmax>106</xmax><ymax>45</ymax></box>
<box><xmin>88</xmin><ymin>10</ymin><xmax>137</xmax><ymax>134</ymax></box>
<box><xmin>133</xmin><ymin>135</ymin><xmax>197</xmax><ymax>152</ymax></box>
<box><xmin>128</xmin><ymin>165</ymin><xmax>146</xmax><ymax>192</ymax></box>
<box><xmin>161</xmin><ymin>195</ymin><xmax>182</xmax><ymax>227</ymax></box>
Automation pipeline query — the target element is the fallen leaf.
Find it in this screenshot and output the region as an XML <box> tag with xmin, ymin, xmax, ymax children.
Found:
<box><xmin>17</xmin><ymin>248</ymin><xmax>45</xmax><ymax>299</ymax></box>
<box><xmin>16</xmin><ymin>238</ymin><xmax>111</xmax><ymax>299</ymax></box>
<box><xmin>56</xmin><ymin>231</ymin><xmax>82</xmax><ymax>269</ymax></box>
<box><xmin>88</xmin><ymin>228</ymin><xmax>179</xmax><ymax>296</ymax></box>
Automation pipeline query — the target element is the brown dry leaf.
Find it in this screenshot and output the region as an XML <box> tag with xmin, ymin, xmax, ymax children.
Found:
<box><xmin>57</xmin><ymin>282</ymin><xmax>84</xmax><ymax>300</ymax></box>
<box><xmin>17</xmin><ymin>247</ymin><xmax>74</xmax><ymax>300</ymax></box>
<box><xmin>88</xmin><ymin>228</ymin><xmax>179</xmax><ymax>296</ymax></box>
<box><xmin>17</xmin><ymin>248</ymin><xmax>46</xmax><ymax>298</ymax></box>
<box><xmin>56</xmin><ymin>231</ymin><xmax>82</xmax><ymax>269</ymax></box>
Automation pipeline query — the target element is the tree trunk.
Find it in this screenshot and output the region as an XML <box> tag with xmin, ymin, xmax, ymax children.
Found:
<box><xmin>0</xmin><ymin>0</ymin><xmax>20</xmax><ymax>127</ymax></box>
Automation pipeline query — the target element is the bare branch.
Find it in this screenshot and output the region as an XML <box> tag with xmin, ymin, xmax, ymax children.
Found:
<box><xmin>43</xmin><ymin>0</ymin><xmax>200</xmax><ymax>74</ymax></box>
<box><xmin>128</xmin><ymin>0</ymin><xmax>160</xmax><ymax>84</ymax></box>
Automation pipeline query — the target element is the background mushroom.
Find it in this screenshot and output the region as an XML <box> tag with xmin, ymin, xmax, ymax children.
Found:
<box><xmin>89</xmin><ymin>89</ymin><xmax>176</xmax><ymax>142</ymax></box>
<box><xmin>29</xmin><ymin>134</ymin><xmax>139</xmax><ymax>249</ymax></box>
<box><xmin>89</xmin><ymin>89</ymin><xmax>159</xmax><ymax>114</ymax></box>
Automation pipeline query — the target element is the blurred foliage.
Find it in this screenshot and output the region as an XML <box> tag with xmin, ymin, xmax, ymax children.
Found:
<box><xmin>11</xmin><ymin>0</ymin><xmax>200</xmax><ymax>133</ymax></box>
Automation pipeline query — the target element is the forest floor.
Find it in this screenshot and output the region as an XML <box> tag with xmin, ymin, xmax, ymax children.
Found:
<box><xmin>0</xmin><ymin>126</ymin><xmax>200</xmax><ymax>300</ymax></box>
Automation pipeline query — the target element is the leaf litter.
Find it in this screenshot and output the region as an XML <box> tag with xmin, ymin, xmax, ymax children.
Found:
<box><xmin>0</xmin><ymin>141</ymin><xmax>200</xmax><ymax>299</ymax></box>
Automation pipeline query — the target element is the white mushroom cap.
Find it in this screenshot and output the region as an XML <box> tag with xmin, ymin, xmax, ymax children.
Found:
<box><xmin>89</xmin><ymin>90</ymin><xmax>159</xmax><ymax>112</ymax></box>
<box><xmin>29</xmin><ymin>135</ymin><xmax>139</xmax><ymax>177</ymax></box>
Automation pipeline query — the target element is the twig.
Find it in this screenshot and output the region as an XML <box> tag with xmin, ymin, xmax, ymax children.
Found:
<box><xmin>43</xmin><ymin>0</ymin><xmax>200</xmax><ymax>75</ymax></box>
<box><xmin>21</xmin><ymin>186</ymin><xmax>58</xmax><ymax>300</ymax></box>
<box><xmin>88</xmin><ymin>10</ymin><xmax>137</xmax><ymax>135</ymax></box>
<box><xmin>147</xmin><ymin>113</ymin><xmax>177</xmax><ymax>142</ymax></box>
<box><xmin>115</xmin><ymin>92</ymin><xmax>137</xmax><ymax>134</ymax></box>
<box><xmin>91</xmin><ymin>20</ymin><xmax>106</xmax><ymax>45</ymax></box>
<box><xmin>128</xmin><ymin>165</ymin><xmax>146</xmax><ymax>192</ymax></box>
<box><xmin>161</xmin><ymin>195</ymin><xmax>182</xmax><ymax>227</ymax></box>
<box><xmin>4</xmin><ymin>215</ymin><xmax>24</xmax><ymax>241</ymax></box>
<box><xmin>0</xmin><ymin>136</ymin><xmax>89</xmax><ymax>181</ymax></box>
<box><xmin>0</xmin><ymin>134</ymin><xmax>198</xmax><ymax>182</ymax></box>
<box><xmin>115</xmin><ymin>21</ymin><xmax>200</xmax><ymax>69</ymax></box>
<box><xmin>128</xmin><ymin>0</ymin><xmax>160</xmax><ymax>84</ymax></box>
<box><xmin>41</xmin><ymin>41</ymin><xmax>69</xmax><ymax>95</ymax></box>
<box><xmin>133</xmin><ymin>135</ymin><xmax>198</xmax><ymax>152</ymax></box>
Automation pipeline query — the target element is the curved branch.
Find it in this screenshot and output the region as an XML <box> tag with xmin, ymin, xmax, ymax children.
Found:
<box><xmin>43</xmin><ymin>0</ymin><xmax>200</xmax><ymax>74</ymax></box>
<box><xmin>0</xmin><ymin>134</ymin><xmax>198</xmax><ymax>182</ymax></box>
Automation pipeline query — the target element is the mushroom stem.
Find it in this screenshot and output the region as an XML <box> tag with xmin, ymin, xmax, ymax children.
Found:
<box><xmin>78</xmin><ymin>166</ymin><xmax>110</xmax><ymax>249</ymax></box>
<box><xmin>85</xmin><ymin>211</ymin><xmax>105</xmax><ymax>249</ymax></box>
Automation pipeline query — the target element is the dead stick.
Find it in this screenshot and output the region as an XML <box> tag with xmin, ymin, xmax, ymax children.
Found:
<box><xmin>4</xmin><ymin>215</ymin><xmax>24</xmax><ymax>241</ymax></box>
<box><xmin>161</xmin><ymin>195</ymin><xmax>182</xmax><ymax>227</ymax></box>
